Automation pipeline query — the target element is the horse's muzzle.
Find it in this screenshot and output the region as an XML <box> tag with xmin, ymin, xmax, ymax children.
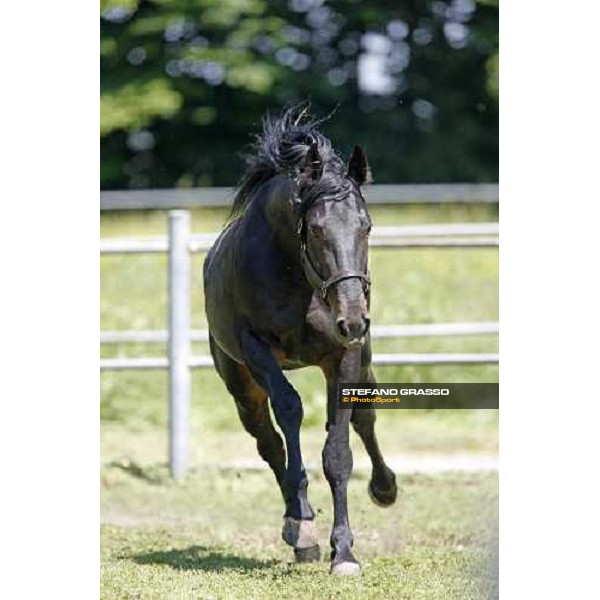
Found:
<box><xmin>336</xmin><ymin>315</ymin><xmax>370</xmax><ymax>345</ymax></box>
<box><xmin>329</xmin><ymin>278</ymin><xmax>370</xmax><ymax>345</ymax></box>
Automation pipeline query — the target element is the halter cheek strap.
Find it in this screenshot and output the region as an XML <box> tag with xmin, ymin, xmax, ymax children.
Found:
<box><xmin>298</xmin><ymin>219</ymin><xmax>371</xmax><ymax>300</ymax></box>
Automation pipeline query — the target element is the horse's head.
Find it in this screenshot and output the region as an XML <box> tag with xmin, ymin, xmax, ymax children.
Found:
<box><xmin>295</xmin><ymin>143</ymin><xmax>373</xmax><ymax>347</ymax></box>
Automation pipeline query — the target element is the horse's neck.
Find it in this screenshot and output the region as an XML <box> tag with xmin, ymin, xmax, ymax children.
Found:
<box><xmin>258</xmin><ymin>175</ymin><xmax>300</xmax><ymax>261</ymax></box>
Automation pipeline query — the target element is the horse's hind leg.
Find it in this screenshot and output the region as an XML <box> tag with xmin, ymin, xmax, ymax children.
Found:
<box><xmin>210</xmin><ymin>335</ymin><xmax>287</xmax><ymax>493</ymax></box>
<box><xmin>351</xmin><ymin>365</ymin><xmax>397</xmax><ymax>507</ymax></box>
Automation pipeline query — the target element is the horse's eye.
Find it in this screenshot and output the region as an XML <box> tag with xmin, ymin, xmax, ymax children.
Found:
<box><xmin>309</xmin><ymin>224</ymin><xmax>322</xmax><ymax>237</ymax></box>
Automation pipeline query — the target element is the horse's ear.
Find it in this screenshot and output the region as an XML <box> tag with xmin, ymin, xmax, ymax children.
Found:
<box><xmin>303</xmin><ymin>140</ymin><xmax>324</xmax><ymax>181</ymax></box>
<box><xmin>347</xmin><ymin>145</ymin><xmax>372</xmax><ymax>186</ymax></box>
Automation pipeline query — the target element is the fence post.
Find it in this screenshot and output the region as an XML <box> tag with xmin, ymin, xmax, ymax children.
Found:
<box><xmin>168</xmin><ymin>210</ymin><xmax>191</xmax><ymax>479</ymax></box>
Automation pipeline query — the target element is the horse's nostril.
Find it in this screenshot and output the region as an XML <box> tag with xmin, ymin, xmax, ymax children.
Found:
<box><xmin>337</xmin><ymin>319</ymin><xmax>350</xmax><ymax>338</ymax></box>
<box><xmin>337</xmin><ymin>316</ymin><xmax>370</xmax><ymax>341</ymax></box>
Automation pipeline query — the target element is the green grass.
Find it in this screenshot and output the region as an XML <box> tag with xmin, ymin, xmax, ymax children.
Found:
<box><xmin>100</xmin><ymin>202</ymin><xmax>499</xmax><ymax>461</ymax></box>
<box><xmin>101</xmin><ymin>204</ymin><xmax>499</xmax><ymax>597</ymax></box>
<box><xmin>101</xmin><ymin>409</ymin><xmax>498</xmax><ymax>475</ymax></box>
<box><xmin>101</xmin><ymin>204</ymin><xmax>499</xmax><ymax>432</ymax></box>
<box><xmin>101</xmin><ymin>467</ymin><xmax>498</xmax><ymax>599</ymax></box>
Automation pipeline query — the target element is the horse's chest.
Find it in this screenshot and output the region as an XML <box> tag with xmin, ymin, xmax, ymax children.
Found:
<box><xmin>272</xmin><ymin>294</ymin><xmax>341</xmax><ymax>368</ymax></box>
<box><xmin>266</xmin><ymin>288</ymin><xmax>310</xmax><ymax>333</ymax></box>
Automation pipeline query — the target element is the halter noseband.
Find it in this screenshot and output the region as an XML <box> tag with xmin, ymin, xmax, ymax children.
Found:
<box><xmin>297</xmin><ymin>214</ymin><xmax>371</xmax><ymax>300</ymax></box>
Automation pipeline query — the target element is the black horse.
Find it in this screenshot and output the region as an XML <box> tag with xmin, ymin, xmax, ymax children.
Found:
<box><xmin>204</xmin><ymin>107</ymin><xmax>397</xmax><ymax>576</ymax></box>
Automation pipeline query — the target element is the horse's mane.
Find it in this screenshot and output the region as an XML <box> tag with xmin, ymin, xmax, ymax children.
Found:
<box><xmin>229</xmin><ymin>105</ymin><xmax>352</xmax><ymax>220</ymax></box>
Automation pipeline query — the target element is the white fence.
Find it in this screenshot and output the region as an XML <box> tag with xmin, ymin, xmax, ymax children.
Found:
<box><xmin>100</xmin><ymin>183</ymin><xmax>499</xmax><ymax>210</ymax></box>
<box><xmin>100</xmin><ymin>184</ymin><xmax>499</xmax><ymax>477</ymax></box>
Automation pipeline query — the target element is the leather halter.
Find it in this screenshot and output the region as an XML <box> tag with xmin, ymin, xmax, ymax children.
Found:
<box><xmin>297</xmin><ymin>214</ymin><xmax>371</xmax><ymax>300</ymax></box>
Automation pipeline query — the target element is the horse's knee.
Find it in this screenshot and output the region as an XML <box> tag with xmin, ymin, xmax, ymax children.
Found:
<box><xmin>351</xmin><ymin>406</ymin><xmax>375</xmax><ymax>432</ymax></box>
<box><xmin>272</xmin><ymin>390</ymin><xmax>303</xmax><ymax>435</ymax></box>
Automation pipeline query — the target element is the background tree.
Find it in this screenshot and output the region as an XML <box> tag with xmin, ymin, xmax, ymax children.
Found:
<box><xmin>101</xmin><ymin>0</ymin><xmax>498</xmax><ymax>189</ymax></box>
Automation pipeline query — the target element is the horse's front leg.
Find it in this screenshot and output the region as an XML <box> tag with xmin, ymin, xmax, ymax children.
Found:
<box><xmin>322</xmin><ymin>346</ymin><xmax>362</xmax><ymax>576</ymax></box>
<box><xmin>351</xmin><ymin>341</ymin><xmax>397</xmax><ymax>507</ymax></box>
<box><xmin>240</xmin><ymin>329</ymin><xmax>320</xmax><ymax>562</ymax></box>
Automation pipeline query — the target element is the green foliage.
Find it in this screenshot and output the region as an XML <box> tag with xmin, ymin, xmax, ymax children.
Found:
<box><xmin>100</xmin><ymin>78</ymin><xmax>182</xmax><ymax>134</ymax></box>
<box><xmin>486</xmin><ymin>53</ymin><xmax>499</xmax><ymax>100</ymax></box>
<box><xmin>101</xmin><ymin>0</ymin><xmax>499</xmax><ymax>189</ymax></box>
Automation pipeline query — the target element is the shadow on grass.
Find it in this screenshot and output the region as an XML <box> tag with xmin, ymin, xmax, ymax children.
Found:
<box><xmin>131</xmin><ymin>545</ymin><xmax>279</xmax><ymax>573</ymax></box>
<box><xmin>108</xmin><ymin>460</ymin><xmax>165</xmax><ymax>485</ymax></box>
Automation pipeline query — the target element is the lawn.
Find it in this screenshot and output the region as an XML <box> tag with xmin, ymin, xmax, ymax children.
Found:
<box><xmin>101</xmin><ymin>203</ymin><xmax>499</xmax><ymax>598</ymax></box>
<box><xmin>101</xmin><ymin>203</ymin><xmax>499</xmax><ymax>434</ymax></box>
<box><xmin>101</xmin><ymin>467</ymin><xmax>498</xmax><ymax>600</ymax></box>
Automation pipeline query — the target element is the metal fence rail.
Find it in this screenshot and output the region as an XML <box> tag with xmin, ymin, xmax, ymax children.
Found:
<box><xmin>100</xmin><ymin>353</ymin><xmax>499</xmax><ymax>371</ymax></box>
<box><xmin>100</xmin><ymin>321</ymin><xmax>500</xmax><ymax>344</ymax></box>
<box><xmin>100</xmin><ymin>222</ymin><xmax>499</xmax><ymax>254</ymax></box>
<box><xmin>101</xmin><ymin>189</ymin><xmax>499</xmax><ymax>478</ymax></box>
<box><xmin>100</xmin><ymin>183</ymin><xmax>499</xmax><ymax>211</ymax></box>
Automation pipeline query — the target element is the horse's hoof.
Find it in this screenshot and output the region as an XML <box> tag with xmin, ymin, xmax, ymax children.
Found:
<box><xmin>294</xmin><ymin>545</ymin><xmax>321</xmax><ymax>563</ymax></box>
<box><xmin>331</xmin><ymin>561</ymin><xmax>361</xmax><ymax>576</ymax></box>
<box><xmin>368</xmin><ymin>478</ymin><xmax>397</xmax><ymax>507</ymax></box>
<box><xmin>282</xmin><ymin>517</ymin><xmax>319</xmax><ymax>549</ymax></box>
